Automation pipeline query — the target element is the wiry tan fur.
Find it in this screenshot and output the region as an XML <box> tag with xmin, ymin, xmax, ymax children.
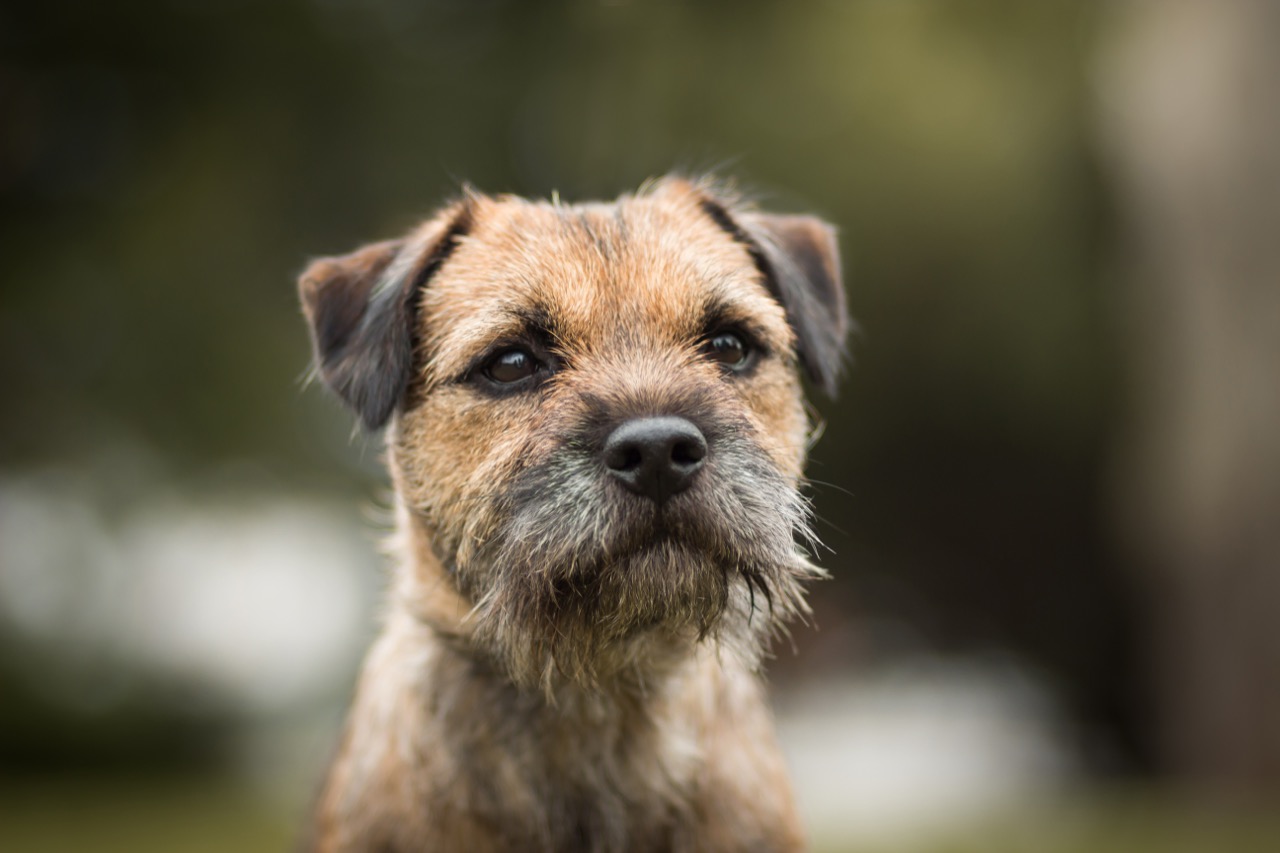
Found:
<box><xmin>297</xmin><ymin>177</ymin><xmax>847</xmax><ymax>852</ymax></box>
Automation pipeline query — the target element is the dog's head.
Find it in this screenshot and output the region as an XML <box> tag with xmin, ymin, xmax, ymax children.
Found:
<box><xmin>299</xmin><ymin>177</ymin><xmax>847</xmax><ymax>689</ymax></box>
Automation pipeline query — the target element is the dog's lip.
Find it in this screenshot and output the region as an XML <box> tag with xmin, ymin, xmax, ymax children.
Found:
<box><xmin>609</xmin><ymin>489</ymin><xmax>732</xmax><ymax>548</ymax></box>
<box><xmin>602</xmin><ymin>512</ymin><xmax>716</xmax><ymax>563</ymax></box>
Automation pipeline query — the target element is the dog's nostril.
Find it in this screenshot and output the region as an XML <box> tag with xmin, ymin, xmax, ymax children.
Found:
<box><xmin>607</xmin><ymin>445</ymin><xmax>644</xmax><ymax>473</ymax></box>
<box><xmin>671</xmin><ymin>438</ymin><xmax>706</xmax><ymax>467</ymax></box>
<box><xmin>602</xmin><ymin>416</ymin><xmax>708</xmax><ymax>504</ymax></box>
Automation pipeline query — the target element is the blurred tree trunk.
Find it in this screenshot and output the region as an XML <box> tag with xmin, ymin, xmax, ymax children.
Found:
<box><xmin>1100</xmin><ymin>0</ymin><xmax>1280</xmax><ymax>792</ymax></box>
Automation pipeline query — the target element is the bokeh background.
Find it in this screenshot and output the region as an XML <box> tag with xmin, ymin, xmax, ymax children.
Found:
<box><xmin>3</xmin><ymin>1</ymin><xmax>1278</xmax><ymax>850</ymax></box>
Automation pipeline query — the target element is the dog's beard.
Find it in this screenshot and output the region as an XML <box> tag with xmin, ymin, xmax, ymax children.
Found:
<box><xmin>451</xmin><ymin>432</ymin><xmax>823</xmax><ymax>691</ymax></box>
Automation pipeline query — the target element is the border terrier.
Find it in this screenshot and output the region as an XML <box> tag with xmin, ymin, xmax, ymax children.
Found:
<box><xmin>298</xmin><ymin>176</ymin><xmax>847</xmax><ymax>852</ymax></box>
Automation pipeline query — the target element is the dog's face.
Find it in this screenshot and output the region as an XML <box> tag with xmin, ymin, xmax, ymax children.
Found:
<box><xmin>300</xmin><ymin>178</ymin><xmax>846</xmax><ymax>688</ymax></box>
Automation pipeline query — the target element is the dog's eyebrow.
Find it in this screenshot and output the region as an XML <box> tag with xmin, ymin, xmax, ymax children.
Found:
<box><xmin>699</xmin><ymin>299</ymin><xmax>771</xmax><ymax>347</ymax></box>
<box><xmin>698</xmin><ymin>198</ymin><xmax>775</xmax><ymax>295</ymax></box>
<box><xmin>435</xmin><ymin>302</ymin><xmax>566</xmax><ymax>386</ymax></box>
<box><xmin>511</xmin><ymin>303</ymin><xmax>566</xmax><ymax>346</ymax></box>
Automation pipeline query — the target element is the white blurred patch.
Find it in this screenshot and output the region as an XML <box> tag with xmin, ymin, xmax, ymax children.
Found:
<box><xmin>777</xmin><ymin>661</ymin><xmax>1075</xmax><ymax>847</ymax></box>
<box><xmin>0</xmin><ymin>475</ymin><xmax>380</xmax><ymax>714</ymax></box>
<box><xmin>118</xmin><ymin>501</ymin><xmax>378</xmax><ymax>710</ymax></box>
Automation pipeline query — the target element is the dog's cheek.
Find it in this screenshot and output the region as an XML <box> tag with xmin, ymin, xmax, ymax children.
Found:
<box><xmin>392</xmin><ymin>389</ymin><xmax>542</xmax><ymax>530</ymax></box>
<box><xmin>735</xmin><ymin>362</ymin><xmax>809</xmax><ymax>480</ymax></box>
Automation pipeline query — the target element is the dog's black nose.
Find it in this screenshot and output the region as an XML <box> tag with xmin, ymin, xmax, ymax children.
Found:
<box><xmin>603</xmin><ymin>416</ymin><xmax>707</xmax><ymax>504</ymax></box>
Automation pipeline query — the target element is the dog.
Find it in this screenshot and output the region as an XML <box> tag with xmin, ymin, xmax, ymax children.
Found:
<box><xmin>297</xmin><ymin>176</ymin><xmax>848</xmax><ymax>852</ymax></box>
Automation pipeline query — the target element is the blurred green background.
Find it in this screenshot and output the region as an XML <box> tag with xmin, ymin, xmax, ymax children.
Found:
<box><xmin>3</xmin><ymin>1</ymin><xmax>1279</xmax><ymax>850</ymax></box>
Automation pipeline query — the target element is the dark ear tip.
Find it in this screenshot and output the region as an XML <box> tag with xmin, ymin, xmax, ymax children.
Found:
<box><xmin>353</xmin><ymin>388</ymin><xmax>397</xmax><ymax>432</ymax></box>
<box><xmin>808</xmin><ymin>344</ymin><xmax>849</xmax><ymax>398</ymax></box>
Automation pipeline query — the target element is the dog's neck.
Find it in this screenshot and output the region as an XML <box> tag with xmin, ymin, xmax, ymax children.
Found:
<box><xmin>342</xmin><ymin>599</ymin><xmax>715</xmax><ymax>850</ymax></box>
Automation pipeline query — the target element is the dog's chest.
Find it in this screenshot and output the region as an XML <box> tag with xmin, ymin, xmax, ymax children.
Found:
<box><xmin>430</xmin><ymin>664</ymin><xmax>705</xmax><ymax>852</ymax></box>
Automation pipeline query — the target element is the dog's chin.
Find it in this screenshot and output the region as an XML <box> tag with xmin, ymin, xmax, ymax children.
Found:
<box><xmin>463</xmin><ymin>537</ymin><xmax>708</xmax><ymax>685</ymax></box>
<box><xmin>463</xmin><ymin>525</ymin><xmax>815</xmax><ymax>693</ymax></box>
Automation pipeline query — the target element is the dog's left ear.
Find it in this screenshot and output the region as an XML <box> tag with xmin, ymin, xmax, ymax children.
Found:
<box><xmin>299</xmin><ymin>201</ymin><xmax>471</xmax><ymax>430</ymax></box>
<box><xmin>739</xmin><ymin>212</ymin><xmax>848</xmax><ymax>396</ymax></box>
<box><xmin>693</xmin><ymin>186</ymin><xmax>847</xmax><ymax>395</ymax></box>
<box><xmin>696</xmin><ymin>201</ymin><xmax>844</xmax><ymax>397</ymax></box>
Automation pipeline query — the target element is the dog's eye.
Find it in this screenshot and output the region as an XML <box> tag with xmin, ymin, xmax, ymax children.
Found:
<box><xmin>484</xmin><ymin>348</ymin><xmax>540</xmax><ymax>384</ymax></box>
<box><xmin>705</xmin><ymin>331</ymin><xmax>751</xmax><ymax>370</ymax></box>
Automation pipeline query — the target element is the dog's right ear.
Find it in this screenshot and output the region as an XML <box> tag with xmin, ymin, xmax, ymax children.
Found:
<box><xmin>298</xmin><ymin>201</ymin><xmax>471</xmax><ymax>430</ymax></box>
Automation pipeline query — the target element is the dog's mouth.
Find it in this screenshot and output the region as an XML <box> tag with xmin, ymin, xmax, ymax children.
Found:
<box><xmin>597</xmin><ymin>501</ymin><xmax>713</xmax><ymax>563</ymax></box>
<box><xmin>451</xmin><ymin>436</ymin><xmax>820</xmax><ymax>688</ymax></box>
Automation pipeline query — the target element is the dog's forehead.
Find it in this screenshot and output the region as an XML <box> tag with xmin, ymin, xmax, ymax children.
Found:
<box><xmin>419</xmin><ymin>187</ymin><xmax>792</xmax><ymax>373</ymax></box>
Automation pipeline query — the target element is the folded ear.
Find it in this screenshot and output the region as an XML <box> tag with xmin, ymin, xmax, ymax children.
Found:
<box><xmin>298</xmin><ymin>201</ymin><xmax>471</xmax><ymax>429</ymax></box>
<box><xmin>739</xmin><ymin>213</ymin><xmax>848</xmax><ymax>396</ymax></box>
<box><xmin>700</xmin><ymin>196</ymin><xmax>849</xmax><ymax>396</ymax></box>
